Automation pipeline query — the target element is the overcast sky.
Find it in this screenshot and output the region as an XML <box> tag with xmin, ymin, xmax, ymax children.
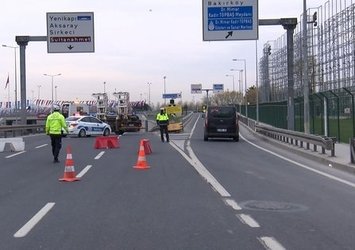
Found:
<box><xmin>1</xmin><ymin>0</ymin><xmax>327</xmax><ymax>105</ymax></box>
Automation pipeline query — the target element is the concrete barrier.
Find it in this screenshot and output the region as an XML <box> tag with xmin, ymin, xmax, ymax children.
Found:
<box><xmin>0</xmin><ymin>137</ymin><xmax>25</xmax><ymax>152</ymax></box>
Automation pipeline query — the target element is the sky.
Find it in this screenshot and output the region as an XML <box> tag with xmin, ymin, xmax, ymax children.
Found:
<box><xmin>0</xmin><ymin>0</ymin><xmax>328</xmax><ymax>106</ymax></box>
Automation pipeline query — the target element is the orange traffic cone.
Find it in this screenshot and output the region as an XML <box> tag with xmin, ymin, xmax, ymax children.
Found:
<box><xmin>133</xmin><ymin>142</ymin><xmax>150</xmax><ymax>170</ymax></box>
<box><xmin>59</xmin><ymin>146</ymin><xmax>80</xmax><ymax>182</ymax></box>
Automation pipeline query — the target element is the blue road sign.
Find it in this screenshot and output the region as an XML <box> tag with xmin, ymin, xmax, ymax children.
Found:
<box><xmin>213</xmin><ymin>84</ymin><xmax>224</xmax><ymax>93</ymax></box>
<box><xmin>207</xmin><ymin>7</ymin><xmax>253</xmax><ymax>31</ymax></box>
<box><xmin>162</xmin><ymin>93</ymin><xmax>182</xmax><ymax>99</ymax></box>
<box><xmin>202</xmin><ymin>0</ymin><xmax>258</xmax><ymax>41</ymax></box>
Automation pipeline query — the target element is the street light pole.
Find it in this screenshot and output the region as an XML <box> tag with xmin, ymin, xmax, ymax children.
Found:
<box><xmin>2</xmin><ymin>45</ymin><xmax>19</xmax><ymax>110</ymax></box>
<box><xmin>233</xmin><ymin>59</ymin><xmax>247</xmax><ymax>117</ymax></box>
<box><xmin>230</xmin><ymin>69</ymin><xmax>243</xmax><ymax>92</ymax></box>
<box><xmin>37</xmin><ymin>85</ymin><xmax>41</xmax><ymax>100</ymax></box>
<box><xmin>44</xmin><ymin>73</ymin><xmax>61</xmax><ymax>111</ymax></box>
<box><xmin>147</xmin><ymin>82</ymin><xmax>152</xmax><ymax>107</ymax></box>
<box><xmin>163</xmin><ymin>76</ymin><xmax>166</xmax><ymax>105</ymax></box>
<box><xmin>55</xmin><ymin>85</ymin><xmax>58</xmax><ymax>102</ymax></box>
<box><xmin>230</xmin><ymin>69</ymin><xmax>243</xmax><ymax>112</ymax></box>
<box><xmin>225</xmin><ymin>74</ymin><xmax>234</xmax><ymax>92</ymax></box>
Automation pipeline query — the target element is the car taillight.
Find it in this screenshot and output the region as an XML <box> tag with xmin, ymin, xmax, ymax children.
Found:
<box><xmin>70</xmin><ymin>123</ymin><xmax>78</xmax><ymax>128</ymax></box>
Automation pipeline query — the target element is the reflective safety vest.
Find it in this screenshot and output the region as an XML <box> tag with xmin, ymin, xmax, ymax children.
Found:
<box><xmin>156</xmin><ymin>113</ymin><xmax>169</xmax><ymax>126</ymax></box>
<box><xmin>45</xmin><ymin>111</ymin><xmax>68</xmax><ymax>135</ymax></box>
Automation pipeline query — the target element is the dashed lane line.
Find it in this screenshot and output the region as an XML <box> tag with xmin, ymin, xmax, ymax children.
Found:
<box><xmin>35</xmin><ymin>144</ymin><xmax>48</xmax><ymax>149</ymax></box>
<box><xmin>237</xmin><ymin>214</ymin><xmax>260</xmax><ymax>228</ymax></box>
<box><xmin>224</xmin><ymin>198</ymin><xmax>242</xmax><ymax>210</ymax></box>
<box><xmin>176</xmin><ymin>116</ymin><xmax>286</xmax><ymax>250</ymax></box>
<box><xmin>14</xmin><ymin>202</ymin><xmax>55</xmax><ymax>238</ymax></box>
<box><xmin>258</xmin><ymin>237</ymin><xmax>286</xmax><ymax>250</ymax></box>
<box><xmin>94</xmin><ymin>151</ymin><xmax>105</xmax><ymax>160</ymax></box>
<box><xmin>5</xmin><ymin>151</ymin><xmax>26</xmax><ymax>159</ymax></box>
<box><xmin>76</xmin><ymin>165</ymin><xmax>93</xmax><ymax>178</ymax></box>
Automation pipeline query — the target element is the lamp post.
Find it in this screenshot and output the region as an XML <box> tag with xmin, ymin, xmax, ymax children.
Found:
<box><xmin>55</xmin><ymin>85</ymin><xmax>58</xmax><ymax>102</ymax></box>
<box><xmin>230</xmin><ymin>69</ymin><xmax>243</xmax><ymax>92</ymax></box>
<box><xmin>232</xmin><ymin>59</ymin><xmax>247</xmax><ymax>117</ymax></box>
<box><xmin>37</xmin><ymin>85</ymin><xmax>41</xmax><ymax>100</ymax></box>
<box><xmin>103</xmin><ymin>81</ymin><xmax>106</xmax><ymax>94</ymax></box>
<box><xmin>230</xmin><ymin>69</ymin><xmax>243</xmax><ymax>112</ymax></box>
<box><xmin>44</xmin><ymin>73</ymin><xmax>61</xmax><ymax>111</ymax></box>
<box><xmin>2</xmin><ymin>45</ymin><xmax>19</xmax><ymax>110</ymax></box>
<box><xmin>225</xmin><ymin>74</ymin><xmax>234</xmax><ymax>92</ymax></box>
<box><xmin>163</xmin><ymin>76</ymin><xmax>166</xmax><ymax>105</ymax></box>
<box><xmin>147</xmin><ymin>82</ymin><xmax>152</xmax><ymax>107</ymax></box>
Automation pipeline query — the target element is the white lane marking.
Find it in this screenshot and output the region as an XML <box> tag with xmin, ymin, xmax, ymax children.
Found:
<box><xmin>236</xmin><ymin>214</ymin><xmax>260</xmax><ymax>228</ymax></box>
<box><xmin>171</xmin><ymin>142</ymin><xmax>231</xmax><ymax>197</ymax></box>
<box><xmin>224</xmin><ymin>198</ymin><xmax>242</xmax><ymax>210</ymax></box>
<box><xmin>35</xmin><ymin>144</ymin><xmax>47</xmax><ymax>149</ymax></box>
<box><xmin>76</xmin><ymin>165</ymin><xmax>92</xmax><ymax>178</ymax></box>
<box><xmin>170</xmin><ymin>117</ymin><xmax>231</xmax><ymax>198</ymax></box>
<box><xmin>14</xmin><ymin>202</ymin><xmax>55</xmax><ymax>238</ymax></box>
<box><xmin>94</xmin><ymin>151</ymin><xmax>105</xmax><ymax>160</ymax></box>
<box><xmin>241</xmin><ymin>134</ymin><xmax>355</xmax><ymax>189</ymax></box>
<box><xmin>258</xmin><ymin>237</ymin><xmax>286</xmax><ymax>250</ymax></box>
<box><xmin>5</xmin><ymin>151</ymin><xmax>26</xmax><ymax>159</ymax></box>
<box><xmin>170</xmin><ymin>143</ymin><xmax>231</xmax><ymax>197</ymax></box>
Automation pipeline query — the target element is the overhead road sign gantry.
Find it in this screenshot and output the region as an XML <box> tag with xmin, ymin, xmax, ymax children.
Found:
<box><xmin>47</xmin><ymin>12</ymin><xmax>95</xmax><ymax>53</ymax></box>
<box><xmin>202</xmin><ymin>0</ymin><xmax>258</xmax><ymax>41</ymax></box>
<box><xmin>191</xmin><ymin>84</ymin><xmax>202</xmax><ymax>94</ymax></box>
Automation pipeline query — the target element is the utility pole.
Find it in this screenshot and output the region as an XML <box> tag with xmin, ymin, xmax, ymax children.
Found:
<box><xmin>303</xmin><ymin>0</ymin><xmax>310</xmax><ymax>133</ymax></box>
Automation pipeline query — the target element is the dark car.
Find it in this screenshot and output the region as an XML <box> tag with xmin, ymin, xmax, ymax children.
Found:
<box><xmin>203</xmin><ymin>106</ymin><xmax>239</xmax><ymax>141</ymax></box>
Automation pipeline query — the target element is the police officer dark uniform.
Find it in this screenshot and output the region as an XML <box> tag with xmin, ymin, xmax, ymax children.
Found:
<box><xmin>156</xmin><ymin>108</ymin><xmax>169</xmax><ymax>142</ymax></box>
<box><xmin>45</xmin><ymin>105</ymin><xmax>68</xmax><ymax>163</ymax></box>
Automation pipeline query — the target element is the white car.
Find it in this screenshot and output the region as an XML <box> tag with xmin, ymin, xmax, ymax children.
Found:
<box><xmin>66</xmin><ymin>115</ymin><xmax>111</xmax><ymax>137</ymax></box>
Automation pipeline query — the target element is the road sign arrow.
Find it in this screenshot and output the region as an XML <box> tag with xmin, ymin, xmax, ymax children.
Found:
<box><xmin>225</xmin><ymin>31</ymin><xmax>233</xmax><ymax>39</ymax></box>
<box><xmin>68</xmin><ymin>45</ymin><xmax>74</xmax><ymax>50</ymax></box>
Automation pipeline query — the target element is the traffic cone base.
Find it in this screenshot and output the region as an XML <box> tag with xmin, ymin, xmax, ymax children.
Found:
<box><xmin>59</xmin><ymin>146</ymin><xmax>80</xmax><ymax>182</ymax></box>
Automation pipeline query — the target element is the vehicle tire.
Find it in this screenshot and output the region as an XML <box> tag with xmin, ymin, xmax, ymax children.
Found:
<box><xmin>233</xmin><ymin>135</ymin><xmax>239</xmax><ymax>142</ymax></box>
<box><xmin>78</xmin><ymin>129</ymin><xmax>86</xmax><ymax>137</ymax></box>
<box><xmin>103</xmin><ymin>128</ymin><xmax>110</xmax><ymax>136</ymax></box>
<box><xmin>204</xmin><ymin>133</ymin><xmax>208</xmax><ymax>141</ymax></box>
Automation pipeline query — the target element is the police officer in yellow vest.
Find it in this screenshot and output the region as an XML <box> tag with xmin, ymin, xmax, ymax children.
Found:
<box><xmin>156</xmin><ymin>108</ymin><xmax>169</xmax><ymax>142</ymax></box>
<box><xmin>45</xmin><ymin>105</ymin><xmax>68</xmax><ymax>163</ymax></box>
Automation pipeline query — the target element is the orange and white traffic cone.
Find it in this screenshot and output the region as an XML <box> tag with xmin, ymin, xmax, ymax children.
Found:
<box><xmin>133</xmin><ymin>141</ymin><xmax>150</xmax><ymax>170</ymax></box>
<box><xmin>59</xmin><ymin>146</ymin><xmax>80</xmax><ymax>182</ymax></box>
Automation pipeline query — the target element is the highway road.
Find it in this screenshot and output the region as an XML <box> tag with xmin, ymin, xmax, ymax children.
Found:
<box><xmin>1</xmin><ymin>113</ymin><xmax>355</xmax><ymax>249</ymax></box>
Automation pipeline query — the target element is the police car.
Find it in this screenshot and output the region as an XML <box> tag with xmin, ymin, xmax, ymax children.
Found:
<box><xmin>66</xmin><ymin>115</ymin><xmax>111</xmax><ymax>137</ymax></box>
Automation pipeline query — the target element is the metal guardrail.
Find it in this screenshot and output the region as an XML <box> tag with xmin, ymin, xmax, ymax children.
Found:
<box><xmin>0</xmin><ymin>124</ymin><xmax>45</xmax><ymax>138</ymax></box>
<box><xmin>239</xmin><ymin>116</ymin><xmax>336</xmax><ymax>157</ymax></box>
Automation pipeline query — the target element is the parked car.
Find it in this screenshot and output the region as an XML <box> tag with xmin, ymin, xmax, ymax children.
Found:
<box><xmin>203</xmin><ymin>106</ymin><xmax>239</xmax><ymax>141</ymax></box>
<box><xmin>66</xmin><ymin>115</ymin><xmax>111</xmax><ymax>137</ymax></box>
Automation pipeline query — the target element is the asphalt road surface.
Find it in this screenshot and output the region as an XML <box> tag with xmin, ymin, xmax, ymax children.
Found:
<box><xmin>1</xmin><ymin>113</ymin><xmax>355</xmax><ymax>249</ymax></box>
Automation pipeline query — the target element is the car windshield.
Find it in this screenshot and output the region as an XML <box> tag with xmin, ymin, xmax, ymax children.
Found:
<box><xmin>66</xmin><ymin>117</ymin><xmax>81</xmax><ymax>122</ymax></box>
<box><xmin>208</xmin><ymin>107</ymin><xmax>235</xmax><ymax>118</ymax></box>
